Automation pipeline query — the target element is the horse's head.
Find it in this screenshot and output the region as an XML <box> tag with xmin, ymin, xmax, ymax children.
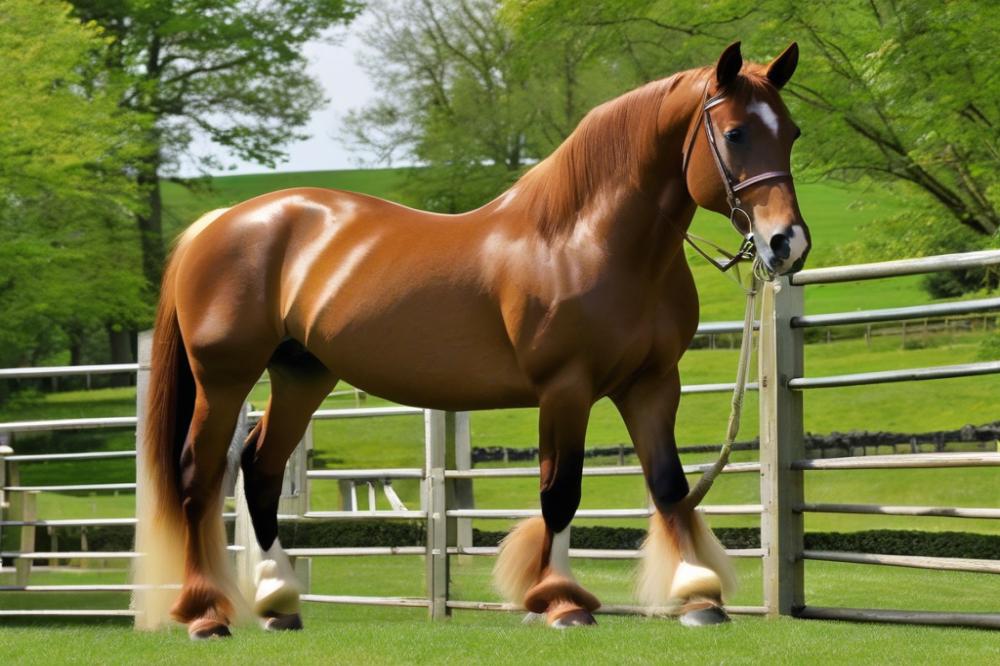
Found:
<box><xmin>684</xmin><ymin>42</ymin><xmax>811</xmax><ymax>276</ymax></box>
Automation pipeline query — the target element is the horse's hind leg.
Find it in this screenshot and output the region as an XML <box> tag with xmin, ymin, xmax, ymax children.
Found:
<box><xmin>240</xmin><ymin>340</ymin><xmax>337</xmax><ymax>630</ymax></box>
<box><xmin>613</xmin><ymin>367</ymin><xmax>736</xmax><ymax>625</ymax></box>
<box><xmin>172</xmin><ymin>371</ymin><xmax>262</xmax><ymax>639</ymax></box>
<box><xmin>494</xmin><ymin>369</ymin><xmax>600</xmax><ymax>627</ymax></box>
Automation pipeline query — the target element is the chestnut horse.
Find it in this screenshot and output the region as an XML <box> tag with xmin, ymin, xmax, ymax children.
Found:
<box><xmin>133</xmin><ymin>42</ymin><xmax>809</xmax><ymax>637</ymax></box>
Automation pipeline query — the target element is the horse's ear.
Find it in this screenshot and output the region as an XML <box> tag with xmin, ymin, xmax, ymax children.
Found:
<box><xmin>766</xmin><ymin>42</ymin><xmax>799</xmax><ymax>89</ymax></box>
<box><xmin>715</xmin><ymin>41</ymin><xmax>743</xmax><ymax>88</ymax></box>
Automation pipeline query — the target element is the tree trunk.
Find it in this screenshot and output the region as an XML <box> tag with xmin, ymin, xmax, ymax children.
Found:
<box><xmin>107</xmin><ymin>325</ymin><xmax>134</xmax><ymax>388</ymax></box>
<box><xmin>136</xmin><ymin>158</ymin><xmax>165</xmax><ymax>290</ymax></box>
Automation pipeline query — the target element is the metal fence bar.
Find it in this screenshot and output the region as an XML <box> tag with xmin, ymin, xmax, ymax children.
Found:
<box><xmin>0</xmin><ymin>416</ymin><xmax>137</xmax><ymax>433</ymax></box>
<box><xmin>792</xmin><ymin>452</ymin><xmax>1000</xmax><ymax>471</ymax></box>
<box><xmin>696</xmin><ymin>321</ymin><xmax>760</xmax><ymax>334</ymax></box>
<box><xmin>444</xmin><ymin>461</ymin><xmax>761</xmax><ymax>480</ymax></box>
<box><xmin>446</xmin><ymin>546</ymin><xmax>764</xmax><ymax>559</ymax></box>
<box><xmin>3</xmin><ymin>483</ymin><xmax>135</xmax><ymax>493</ymax></box>
<box><xmin>0</xmin><ymin>364</ymin><xmax>138</xmax><ymax>379</ymax></box>
<box><xmin>300</xmin><ymin>510</ymin><xmax>426</xmax><ymax>520</ymax></box>
<box><xmin>307</xmin><ymin>468</ymin><xmax>425</xmax><ymax>480</ymax></box>
<box><xmin>789</xmin><ymin>360</ymin><xmax>1000</xmax><ymax>390</ymax></box>
<box><xmin>796</xmin><ymin>502</ymin><xmax>1000</xmax><ymax>519</ymax></box>
<box><xmin>0</xmin><ymin>610</ymin><xmax>138</xmax><ymax>617</ymax></box>
<box><xmin>249</xmin><ymin>406</ymin><xmax>423</xmax><ymax>421</ymax></box>
<box><xmin>802</xmin><ymin>550</ymin><xmax>1000</xmax><ymax>574</ymax></box>
<box><xmin>5</xmin><ymin>450</ymin><xmax>136</xmax><ymax>462</ymax></box>
<box><xmin>1</xmin><ymin>551</ymin><xmax>138</xmax><ymax>559</ymax></box>
<box><xmin>443</xmin><ymin>600</ymin><xmax>768</xmax><ymax>616</ymax></box>
<box><xmin>797</xmin><ymin>606</ymin><xmax>1000</xmax><ymax>629</ymax></box>
<box><xmin>285</xmin><ymin>547</ymin><xmax>426</xmax><ymax>557</ymax></box>
<box><xmin>792</xmin><ymin>296</ymin><xmax>1000</xmax><ymax>329</ymax></box>
<box><xmin>445</xmin><ymin>505</ymin><xmax>762</xmax><ymax>519</ymax></box>
<box><xmin>301</xmin><ymin>594</ymin><xmax>431</xmax><ymax>608</ymax></box>
<box><xmin>790</xmin><ymin>249</ymin><xmax>1000</xmax><ymax>285</ymax></box>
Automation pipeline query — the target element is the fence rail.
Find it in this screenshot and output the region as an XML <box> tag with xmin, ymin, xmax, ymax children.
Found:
<box><xmin>1</xmin><ymin>248</ymin><xmax>999</xmax><ymax>627</ymax></box>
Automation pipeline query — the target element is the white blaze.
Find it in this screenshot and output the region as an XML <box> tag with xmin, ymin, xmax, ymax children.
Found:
<box><xmin>748</xmin><ymin>99</ymin><xmax>780</xmax><ymax>138</ymax></box>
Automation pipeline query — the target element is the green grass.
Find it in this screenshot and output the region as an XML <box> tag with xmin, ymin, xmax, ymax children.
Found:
<box><xmin>2</xmin><ymin>559</ymin><xmax>999</xmax><ymax>664</ymax></box>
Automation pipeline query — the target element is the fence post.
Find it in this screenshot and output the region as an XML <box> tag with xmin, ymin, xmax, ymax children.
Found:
<box><xmin>759</xmin><ymin>277</ymin><xmax>805</xmax><ymax>618</ymax></box>
<box><xmin>445</xmin><ymin>412</ymin><xmax>473</xmax><ymax>555</ymax></box>
<box><xmin>278</xmin><ymin>423</ymin><xmax>312</xmax><ymax>518</ymax></box>
<box><xmin>424</xmin><ymin>409</ymin><xmax>449</xmax><ymax>619</ymax></box>
<box><xmin>280</xmin><ymin>424</ymin><xmax>313</xmax><ymax>591</ymax></box>
<box><xmin>0</xmin><ymin>436</ymin><xmax>11</xmax><ymax>559</ymax></box>
<box><xmin>14</xmin><ymin>489</ymin><xmax>38</xmax><ymax>585</ymax></box>
<box><xmin>135</xmin><ymin>331</ymin><xmax>153</xmax><ymax>526</ymax></box>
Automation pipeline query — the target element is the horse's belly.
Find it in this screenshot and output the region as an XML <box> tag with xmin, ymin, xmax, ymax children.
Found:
<box><xmin>301</xmin><ymin>287</ymin><xmax>537</xmax><ymax>411</ymax></box>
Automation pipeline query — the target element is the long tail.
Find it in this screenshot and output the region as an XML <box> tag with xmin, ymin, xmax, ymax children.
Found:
<box><xmin>132</xmin><ymin>209</ymin><xmax>231</xmax><ymax>630</ymax></box>
<box><xmin>131</xmin><ymin>249</ymin><xmax>196</xmax><ymax>630</ymax></box>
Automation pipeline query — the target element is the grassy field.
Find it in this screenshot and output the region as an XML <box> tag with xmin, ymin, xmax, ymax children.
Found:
<box><xmin>2</xmin><ymin>558</ymin><xmax>999</xmax><ymax>664</ymax></box>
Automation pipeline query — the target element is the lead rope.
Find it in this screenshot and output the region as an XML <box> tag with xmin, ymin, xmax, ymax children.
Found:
<box><xmin>681</xmin><ymin>257</ymin><xmax>766</xmax><ymax>511</ymax></box>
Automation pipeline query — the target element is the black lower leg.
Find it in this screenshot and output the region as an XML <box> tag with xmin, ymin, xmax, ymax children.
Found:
<box><xmin>240</xmin><ymin>436</ymin><xmax>284</xmax><ymax>551</ymax></box>
<box><xmin>646</xmin><ymin>446</ymin><xmax>689</xmax><ymax>514</ymax></box>
<box><xmin>539</xmin><ymin>455</ymin><xmax>584</xmax><ymax>535</ymax></box>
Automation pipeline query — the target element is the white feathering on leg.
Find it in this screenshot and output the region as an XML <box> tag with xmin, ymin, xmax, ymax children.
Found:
<box><xmin>636</xmin><ymin>514</ymin><xmax>681</xmax><ymax>612</ymax></box>
<box><xmin>493</xmin><ymin>516</ymin><xmax>546</xmax><ymax>606</ymax></box>
<box><xmin>253</xmin><ymin>538</ymin><xmax>302</xmax><ymax>616</ymax></box>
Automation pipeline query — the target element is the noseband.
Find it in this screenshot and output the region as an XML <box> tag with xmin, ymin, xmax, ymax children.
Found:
<box><xmin>681</xmin><ymin>82</ymin><xmax>792</xmax><ymax>273</ymax></box>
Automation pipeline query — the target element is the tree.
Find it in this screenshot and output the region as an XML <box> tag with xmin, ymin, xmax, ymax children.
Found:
<box><xmin>780</xmin><ymin>2</ymin><xmax>998</xmax><ymax>235</ymax></box>
<box><xmin>69</xmin><ymin>0</ymin><xmax>362</xmax><ymax>288</ymax></box>
<box><xmin>0</xmin><ymin>0</ymin><xmax>149</xmax><ymax>371</ymax></box>
<box><xmin>343</xmin><ymin>0</ymin><xmax>618</xmax><ymax>212</ymax></box>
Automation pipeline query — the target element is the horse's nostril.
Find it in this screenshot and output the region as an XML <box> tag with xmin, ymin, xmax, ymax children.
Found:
<box><xmin>770</xmin><ymin>233</ymin><xmax>791</xmax><ymax>261</ymax></box>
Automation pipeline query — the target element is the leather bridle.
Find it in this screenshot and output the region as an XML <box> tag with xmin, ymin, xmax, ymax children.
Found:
<box><xmin>681</xmin><ymin>81</ymin><xmax>792</xmax><ymax>273</ymax></box>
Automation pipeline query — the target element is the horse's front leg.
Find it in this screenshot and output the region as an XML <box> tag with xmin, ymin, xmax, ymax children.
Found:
<box><xmin>493</xmin><ymin>369</ymin><xmax>600</xmax><ymax>627</ymax></box>
<box><xmin>613</xmin><ymin>366</ymin><xmax>736</xmax><ymax>626</ymax></box>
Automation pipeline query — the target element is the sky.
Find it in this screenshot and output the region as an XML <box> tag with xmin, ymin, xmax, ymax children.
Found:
<box><xmin>182</xmin><ymin>19</ymin><xmax>378</xmax><ymax>177</ymax></box>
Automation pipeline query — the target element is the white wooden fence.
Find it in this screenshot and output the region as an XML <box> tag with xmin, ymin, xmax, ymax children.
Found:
<box><xmin>1</xmin><ymin>249</ymin><xmax>999</xmax><ymax>627</ymax></box>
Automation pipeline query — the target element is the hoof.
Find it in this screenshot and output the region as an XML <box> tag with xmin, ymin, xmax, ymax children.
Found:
<box><xmin>680</xmin><ymin>605</ymin><xmax>730</xmax><ymax>627</ymax></box>
<box><xmin>551</xmin><ymin>608</ymin><xmax>597</xmax><ymax>629</ymax></box>
<box><xmin>262</xmin><ymin>612</ymin><xmax>304</xmax><ymax>632</ymax></box>
<box><xmin>188</xmin><ymin>618</ymin><xmax>232</xmax><ymax>640</ymax></box>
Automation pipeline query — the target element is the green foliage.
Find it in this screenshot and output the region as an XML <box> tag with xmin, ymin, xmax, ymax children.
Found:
<box><xmin>343</xmin><ymin>0</ymin><xmax>621</xmax><ymax>212</ymax></box>
<box><xmin>70</xmin><ymin>0</ymin><xmax>361</xmax><ymax>173</ymax></box>
<box><xmin>0</xmin><ymin>0</ymin><xmax>150</xmax><ymax>368</ymax></box>
<box><xmin>68</xmin><ymin>0</ymin><xmax>361</xmax><ymax>286</ymax></box>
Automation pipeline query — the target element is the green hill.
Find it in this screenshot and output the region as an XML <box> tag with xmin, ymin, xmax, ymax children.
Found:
<box><xmin>162</xmin><ymin>168</ymin><xmax>927</xmax><ymax>320</ymax></box>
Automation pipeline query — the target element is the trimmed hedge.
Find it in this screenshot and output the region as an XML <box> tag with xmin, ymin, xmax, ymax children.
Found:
<box><xmin>9</xmin><ymin>522</ymin><xmax>999</xmax><ymax>562</ymax></box>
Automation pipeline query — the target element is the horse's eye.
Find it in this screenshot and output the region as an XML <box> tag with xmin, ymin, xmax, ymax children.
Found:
<box><xmin>724</xmin><ymin>128</ymin><xmax>744</xmax><ymax>143</ymax></box>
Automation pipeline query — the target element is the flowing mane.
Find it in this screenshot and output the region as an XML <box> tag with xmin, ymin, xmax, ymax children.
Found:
<box><xmin>513</xmin><ymin>64</ymin><xmax>777</xmax><ymax>237</ymax></box>
<box><xmin>513</xmin><ymin>73</ymin><xmax>684</xmax><ymax>237</ymax></box>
